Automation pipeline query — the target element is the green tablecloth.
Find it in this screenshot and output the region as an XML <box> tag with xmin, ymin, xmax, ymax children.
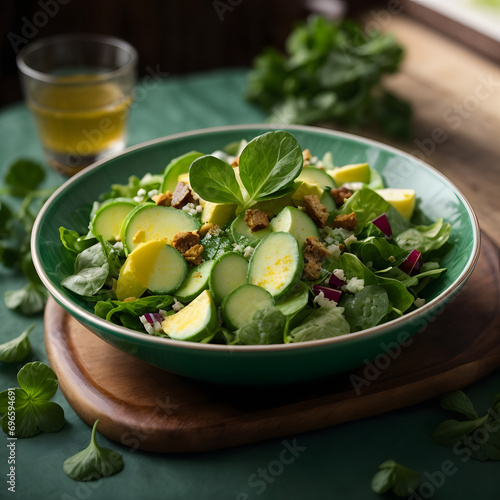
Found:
<box><xmin>1</xmin><ymin>69</ymin><xmax>499</xmax><ymax>500</ymax></box>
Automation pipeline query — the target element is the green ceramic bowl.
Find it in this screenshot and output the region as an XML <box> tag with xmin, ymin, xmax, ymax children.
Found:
<box><xmin>32</xmin><ymin>125</ymin><xmax>480</xmax><ymax>385</ymax></box>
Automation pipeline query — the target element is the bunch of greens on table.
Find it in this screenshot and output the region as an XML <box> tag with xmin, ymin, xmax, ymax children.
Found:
<box><xmin>246</xmin><ymin>16</ymin><xmax>412</xmax><ymax>139</ymax></box>
<box><xmin>0</xmin><ymin>159</ymin><xmax>58</xmax><ymax>315</ymax></box>
<box><xmin>58</xmin><ymin>130</ymin><xmax>451</xmax><ymax>346</ymax></box>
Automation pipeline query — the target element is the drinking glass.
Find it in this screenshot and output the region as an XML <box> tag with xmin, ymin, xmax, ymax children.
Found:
<box><xmin>17</xmin><ymin>34</ymin><xmax>137</xmax><ymax>175</ymax></box>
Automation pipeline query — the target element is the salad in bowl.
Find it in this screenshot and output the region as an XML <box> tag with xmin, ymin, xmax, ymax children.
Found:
<box><xmin>57</xmin><ymin>130</ymin><xmax>451</xmax><ymax>346</ymax></box>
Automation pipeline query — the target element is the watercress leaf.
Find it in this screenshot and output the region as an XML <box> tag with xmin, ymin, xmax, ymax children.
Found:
<box><xmin>75</xmin><ymin>243</ymin><xmax>108</xmax><ymax>273</ymax></box>
<box><xmin>59</xmin><ymin>227</ymin><xmax>97</xmax><ymax>254</ymax></box>
<box><xmin>61</xmin><ymin>267</ymin><xmax>109</xmax><ymax>297</ymax></box>
<box><xmin>334</xmin><ymin>188</ymin><xmax>390</xmax><ymax>232</ymax></box>
<box><xmin>289</xmin><ymin>306</ymin><xmax>350</xmax><ymax>342</ymax></box>
<box><xmin>5</xmin><ymin>159</ymin><xmax>45</xmax><ymax>196</ymax></box>
<box><xmin>33</xmin><ymin>400</ymin><xmax>65</xmax><ymax>433</ymax></box>
<box><xmin>94</xmin><ymin>300</ymin><xmax>116</xmax><ymax>320</ymax></box>
<box><xmin>63</xmin><ymin>420</ymin><xmax>124</xmax><ymax>481</ymax></box>
<box><xmin>236</xmin><ymin>307</ymin><xmax>286</xmax><ymax>345</ymax></box>
<box><xmin>104</xmin><ymin>295</ymin><xmax>174</xmax><ymax>324</ymax></box>
<box><xmin>189</xmin><ymin>155</ymin><xmax>244</xmax><ymax>205</ymax></box>
<box><xmin>351</xmin><ymin>237</ymin><xmax>407</xmax><ymax>270</ymax></box>
<box><xmin>1</xmin><ymin>393</ymin><xmax>40</xmax><ymax>438</ymax></box>
<box><xmin>340</xmin><ymin>285</ymin><xmax>389</xmax><ymax>331</ymax></box>
<box><xmin>396</xmin><ymin>218</ymin><xmax>452</xmax><ymax>254</ymax></box>
<box><xmin>432</xmin><ymin>419</ymin><xmax>484</xmax><ymax>446</ymax></box>
<box><xmin>4</xmin><ymin>282</ymin><xmax>48</xmax><ymax>315</ymax></box>
<box><xmin>238</xmin><ymin>131</ymin><xmax>303</xmax><ymax>202</ymax></box>
<box><xmin>0</xmin><ymin>324</ymin><xmax>34</xmax><ymax>363</ymax></box>
<box><xmin>372</xmin><ymin>460</ymin><xmax>420</xmax><ymax>498</ymax></box>
<box><xmin>17</xmin><ymin>361</ymin><xmax>59</xmax><ymax>400</ymax></box>
<box><xmin>440</xmin><ymin>391</ymin><xmax>479</xmax><ymax>420</ymax></box>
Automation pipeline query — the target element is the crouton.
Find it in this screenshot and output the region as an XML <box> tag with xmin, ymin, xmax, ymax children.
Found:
<box><xmin>330</xmin><ymin>187</ymin><xmax>353</xmax><ymax>206</ymax></box>
<box><xmin>171</xmin><ymin>231</ymin><xmax>200</xmax><ymax>254</ymax></box>
<box><xmin>183</xmin><ymin>244</ymin><xmax>204</xmax><ymax>265</ymax></box>
<box><xmin>303</xmin><ymin>194</ymin><xmax>328</xmax><ymax>228</ymax></box>
<box><xmin>171</xmin><ymin>181</ymin><xmax>196</xmax><ymax>208</ymax></box>
<box><xmin>244</xmin><ymin>209</ymin><xmax>270</xmax><ymax>232</ymax></box>
<box><xmin>331</xmin><ymin>212</ymin><xmax>357</xmax><ymax>231</ymax></box>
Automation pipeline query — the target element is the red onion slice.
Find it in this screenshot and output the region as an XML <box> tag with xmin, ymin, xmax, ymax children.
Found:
<box><xmin>329</xmin><ymin>273</ymin><xmax>346</xmax><ymax>289</ymax></box>
<box><xmin>371</xmin><ymin>213</ymin><xmax>392</xmax><ymax>237</ymax></box>
<box><xmin>399</xmin><ymin>249</ymin><xmax>423</xmax><ymax>275</ymax></box>
<box><xmin>313</xmin><ymin>285</ymin><xmax>342</xmax><ymax>303</ymax></box>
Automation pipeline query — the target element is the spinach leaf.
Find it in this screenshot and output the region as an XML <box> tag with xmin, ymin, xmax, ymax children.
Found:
<box><xmin>432</xmin><ymin>391</ymin><xmax>500</xmax><ymax>461</ymax></box>
<box><xmin>202</xmin><ymin>233</ymin><xmax>234</xmax><ymax>261</ymax></box>
<box><xmin>334</xmin><ymin>188</ymin><xmax>390</xmax><ymax>232</ymax></box>
<box><xmin>236</xmin><ymin>307</ymin><xmax>287</xmax><ymax>345</ymax></box>
<box><xmin>0</xmin><ymin>325</ymin><xmax>34</xmax><ymax>363</ymax></box>
<box><xmin>0</xmin><ymin>362</ymin><xmax>65</xmax><ymax>438</ymax></box>
<box><xmin>103</xmin><ymin>295</ymin><xmax>174</xmax><ymax>324</ymax></box>
<box><xmin>371</xmin><ymin>460</ymin><xmax>421</xmax><ymax>497</ymax></box>
<box><xmin>61</xmin><ymin>243</ymin><xmax>109</xmax><ymax>296</ymax></box>
<box><xmin>340</xmin><ymin>285</ymin><xmax>389</xmax><ymax>331</ymax></box>
<box><xmin>238</xmin><ymin>131</ymin><xmax>303</xmax><ymax>201</ymax></box>
<box><xmin>189</xmin><ymin>155</ymin><xmax>245</xmax><ymax>205</ymax></box>
<box><xmin>63</xmin><ymin>420</ymin><xmax>123</xmax><ymax>481</ymax></box>
<box><xmin>396</xmin><ymin>218</ymin><xmax>451</xmax><ymax>254</ymax></box>
<box><xmin>59</xmin><ymin>227</ymin><xmax>97</xmax><ymax>254</ymax></box>
<box><xmin>289</xmin><ymin>307</ymin><xmax>350</xmax><ymax>342</ymax></box>
<box><xmin>351</xmin><ymin>237</ymin><xmax>407</xmax><ymax>270</ymax></box>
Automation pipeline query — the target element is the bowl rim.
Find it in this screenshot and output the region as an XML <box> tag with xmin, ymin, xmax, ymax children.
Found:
<box><xmin>32</xmin><ymin>123</ymin><xmax>481</xmax><ymax>352</ymax></box>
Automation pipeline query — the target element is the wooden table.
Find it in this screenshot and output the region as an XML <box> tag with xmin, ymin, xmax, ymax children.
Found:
<box><xmin>363</xmin><ymin>15</ymin><xmax>500</xmax><ymax>246</ymax></box>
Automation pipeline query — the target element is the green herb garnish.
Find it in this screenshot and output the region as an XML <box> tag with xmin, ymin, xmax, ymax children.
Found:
<box><xmin>0</xmin><ymin>325</ymin><xmax>34</xmax><ymax>363</ymax></box>
<box><xmin>189</xmin><ymin>130</ymin><xmax>303</xmax><ymax>210</ymax></box>
<box><xmin>0</xmin><ymin>159</ymin><xmax>58</xmax><ymax>315</ymax></box>
<box><xmin>432</xmin><ymin>390</ymin><xmax>500</xmax><ymax>461</ymax></box>
<box><xmin>371</xmin><ymin>460</ymin><xmax>421</xmax><ymax>497</ymax></box>
<box><xmin>63</xmin><ymin>420</ymin><xmax>124</xmax><ymax>481</ymax></box>
<box><xmin>246</xmin><ymin>16</ymin><xmax>412</xmax><ymax>139</ymax></box>
<box><xmin>0</xmin><ymin>361</ymin><xmax>65</xmax><ymax>437</ymax></box>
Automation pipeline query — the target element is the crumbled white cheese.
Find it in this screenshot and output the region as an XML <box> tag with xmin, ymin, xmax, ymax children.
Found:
<box><xmin>113</xmin><ymin>241</ymin><xmax>123</xmax><ymax>250</ymax></box>
<box><xmin>324</xmin><ymin>236</ymin><xmax>334</xmax><ymax>245</ymax></box>
<box><xmin>158</xmin><ymin>309</ymin><xmax>167</xmax><ymax>319</ymax></box>
<box><xmin>344</xmin><ymin>234</ymin><xmax>357</xmax><ymax>247</ymax></box>
<box><xmin>243</xmin><ymin>246</ymin><xmax>254</xmax><ymax>259</ymax></box>
<box><xmin>310</xmin><ymin>155</ymin><xmax>319</xmax><ymax>164</ymax></box>
<box><xmin>133</xmin><ymin>195</ymin><xmax>144</xmax><ymax>203</ymax></box>
<box><xmin>331</xmin><ymin>228</ymin><xmax>353</xmax><ymax>239</ymax></box>
<box><xmin>313</xmin><ymin>291</ymin><xmax>338</xmax><ymax>308</ymax></box>
<box><xmin>148</xmin><ymin>189</ymin><xmax>159</xmax><ymax>199</ymax></box>
<box><xmin>172</xmin><ymin>298</ymin><xmax>185</xmax><ymax>313</ymax></box>
<box><xmin>321</xmin><ymin>226</ymin><xmax>333</xmax><ymax>237</ymax></box>
<box><xmin>232</xmin><ymin>244</ymin><xmax>243</xmax><ymax>253</ymax></box>
<box><xmin>343</xmin><ymin>277</ymin><xmax>365</xmax><ymax>294</ymax></box>
<box><xmin>182</xmin><ymin>203</ymin><xmax>198</xmax><ymax>216</ymax></box>
<box><xmin>137</xmin><ymin>188</ymin><xmax>146</xmax><ymax>196</ymax></box>
<box><xmin>196</xmin><ymin>205</ymin><xmax>203</xmax><ymax>213</ymax></box>
<box><xmin>327</xmin><ymin>244</ymin><xmax>341</xmax><ymax>259</ymax></box>
<box><xmin>414</xmin><ymin>297</ymin><xmax>426</xmax><ymax>308</ymax></box>
<box><xmin>332</xmin><ymin>269</ymin><xmax>346</xmax><ymax>281</ymax></box>
<box><xmin>204</xmin><ymin>232</ymin><xmax>212</xmax><ymax>240</ymax></box>
<box><xmin>211</xmin><ymin>227</ymin><xmax>222</xmax><ymax>237</ymax></box>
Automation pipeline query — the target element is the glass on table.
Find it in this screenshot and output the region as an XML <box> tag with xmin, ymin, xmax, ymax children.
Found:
<box><xmin>17</xmin><ymin>34</ymin><xmax>137</xmax><ymax>176</ymax></box>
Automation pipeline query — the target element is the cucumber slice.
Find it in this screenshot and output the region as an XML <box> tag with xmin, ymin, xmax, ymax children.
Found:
<box><xmin>209</xmin><ymin>251</ymin><xmax>248</xmax><ymax>304</ymax></box>
<box><xmin>162</xmin><ymin>289</ymin><xmax>217</xmax><ymax>342</ymax></box>
<box><xmin>175</xmin><ymin>259</ymin><xmax>215</xmax><ymax>303</ymax></box>
<box><xmin>297</xmin><ymin>167</ymin><xmax>336</xmax><ymax>189</ymax></box>
<box><xmin>221</xmin><ymin>284</ymin><xmax>274</xmax><ymax>330</ymax></box>
<box><xmin>248</xmin><ymin>232</ymin><xmax>303</xmax><ymax>300</ymax></box>
<box><xmin>275</xmin><ymin>281</ymin><xmax>309</xmax><ymax>317</ymax></box>
<box><xmin>161</xmin><ymin>151</ymin><xmax>203</xmax><ymax>193</ymax></box>
<box><xmin>121</xmin><ymin>204</ymin><xmax>200</xmax><ymax>254</ymax></box>
<box><xmin>270</xmin><ymin>206</ymin><xmax>319</xmax><ymax>248</ymax></box>
<box><xmin>91</xmin><ymin>199</ymin><xmax>136</xmax><ymax>241</ymax></box>
<box><xmin>230</xmin><ymin>212</ymin><xmax>272</xmax><ymax>247</ymax></box>
<box><xmin>147</xmin><ymin>244</ymin><xmax>188</xmax><ymax>294</ymax></box>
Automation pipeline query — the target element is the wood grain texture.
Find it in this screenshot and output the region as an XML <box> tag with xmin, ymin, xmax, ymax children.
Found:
<box><xmin>44</xmin><ymin>233</ymin><xmax>500</xmax><ymax>453</ymax></box>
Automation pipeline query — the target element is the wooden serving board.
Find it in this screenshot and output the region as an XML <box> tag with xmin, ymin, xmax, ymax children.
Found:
<box><xmin>44</xmin><ymin>232</ymin><xmax>500</xmax><ymax>453</ymax></box>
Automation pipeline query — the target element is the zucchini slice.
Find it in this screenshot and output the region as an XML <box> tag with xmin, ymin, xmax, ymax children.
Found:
<box><xmin>270</xmin><ymin>206</ymin><xmax>319</xmax><ymax>248</ymax></box>
<box><xmin>175</xmin><ymin>259</ymin><xmax>215</xmax><ymax>303</ymax></box>
<box><xmin>209</xmin><ymin>251</ymin><xmax>248</xmax><ymax>304</ymax></box>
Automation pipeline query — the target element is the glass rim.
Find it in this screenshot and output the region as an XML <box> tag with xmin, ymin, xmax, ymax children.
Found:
<box><xmin>16</xmin><ymin>33</ymin><xmax>138</xmax><ymax>84</ymax></box>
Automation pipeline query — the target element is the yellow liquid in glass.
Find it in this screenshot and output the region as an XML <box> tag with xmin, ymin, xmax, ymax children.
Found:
<box><xmin>29</xmin><ymin>74</ymin><xmax>132</xmax><ymax>156</ymax></box>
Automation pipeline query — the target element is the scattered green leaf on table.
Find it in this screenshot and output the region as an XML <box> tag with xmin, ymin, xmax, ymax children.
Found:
<box><xmin>63</xmin><ymin>420</ymin><xmax>124</xmax><ymax>481</ymax></box>
<box><xmin>0</xmin><ymin>325</ymin><xmax>34</xmax><ymax>363</ymax></box>
<box><xmin>371</xmin><ymin>460</ymin><xmax>421</xmax><ymax>497</ymax></box>
<box><xmin>0</xmin><ymin>362</ymin><xmax>65</xmax><ymax>438</ymax></box>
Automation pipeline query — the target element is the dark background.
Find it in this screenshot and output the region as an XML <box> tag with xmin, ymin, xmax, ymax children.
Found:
<box><xmin>0</xmin><ymin>0</ymin><xmax>378</xmax><ymax>108</ymax></box>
